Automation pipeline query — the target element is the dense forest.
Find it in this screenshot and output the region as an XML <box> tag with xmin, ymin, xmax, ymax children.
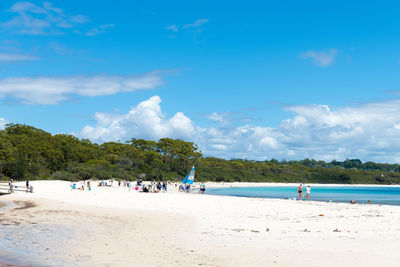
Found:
<box><xmin>1</xmin><ymin>124</ymin><xmax>400</xmax><ymax>184</ymax></box>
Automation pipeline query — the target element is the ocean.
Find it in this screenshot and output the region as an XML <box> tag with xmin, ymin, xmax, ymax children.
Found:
<box><xmin>205</xmin><ymin>186</ymin><xmax>400</xmax><ymax>205</ymax></box>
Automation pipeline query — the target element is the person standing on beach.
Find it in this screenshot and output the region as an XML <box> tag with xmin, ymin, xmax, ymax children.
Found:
<box><xmin>9</xmin><ymin>179</ymin><xmax>14</xmax><ymax>193</ymax></box>
<box><xmin>297</xmin><ymin>184</ymin><xmax>303</xmax><ymax>200</ymax></box>
<box><xmin>306</xmin><ymin>185</ymin><xmax>311</xmax><ymax>200</ymax></box>
<box><xmin>200</xmin><ymin>183</ymin><xmax>206</xmax><ymax>194</ymax></box>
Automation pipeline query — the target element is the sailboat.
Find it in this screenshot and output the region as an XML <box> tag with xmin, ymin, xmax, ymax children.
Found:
<box><xmin>182</xmin><ymin>166</ymin><xmax>195</xmax><ymax>185</ymax></box>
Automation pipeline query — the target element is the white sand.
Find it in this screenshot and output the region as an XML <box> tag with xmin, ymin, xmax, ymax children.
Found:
<box><xmin>2</xmin><ymin>180</ymin><xmax>400</xmax><ymax>267</ymax></box>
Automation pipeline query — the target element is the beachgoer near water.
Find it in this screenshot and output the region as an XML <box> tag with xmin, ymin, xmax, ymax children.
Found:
<box><xmin>306</xmin><ymin>185</ymin><xmax>311</xmax><ymax>200</ymax></box>
<box><xmin>200</xmin><ymin>183</ymin><xmax>206</xmax><ymax>194</ymax></box>
<box><xmin>297</xmin><ymin>184</ymin><xmax>303</xmax><ymax>200</ymax></box>
<box><xmin>26</xmin><ymin>180</ymin><xmax>30</xmax><ymax>191</ymax></box>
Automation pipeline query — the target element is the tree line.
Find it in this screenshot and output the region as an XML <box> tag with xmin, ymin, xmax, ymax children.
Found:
<box><xmin>1</xmin><ymin>123</ymin><xmax>400</xmax><ymax>184</ymax></box>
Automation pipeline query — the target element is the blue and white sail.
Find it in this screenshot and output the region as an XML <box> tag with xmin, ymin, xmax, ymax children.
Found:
<box><xmin>182</xmin><ymin>166</ymin><xmax>195</xmax><ymax>184</ymax></box>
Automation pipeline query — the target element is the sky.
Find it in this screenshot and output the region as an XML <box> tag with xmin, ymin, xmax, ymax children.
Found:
<box><xmin>1</xmin><ymin>0</ymin><xmax>400</xmax><ymax>163</ymax></box>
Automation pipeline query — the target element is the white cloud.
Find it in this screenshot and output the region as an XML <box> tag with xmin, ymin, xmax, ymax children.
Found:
<box><xmin>1</xmin><ymin>1</ymin><xmax>90</xmax><ymax>35</ymax></box>
<box><xmin>79</xmin><ymin>96</ymin><xmax>195</xmax><ymax>141</ymax></box>
<box><xmin>10</xmin><ymin>2</ymin><xmax>47</xmax><ymax>14</ymax></box>
<box><xmin>183</xmin><ymin>19</ymin><xmax>208</xmax><ymax>29</ymax></box>
<box><xmin>165</xmin><ymin>19</ymin><xmax>208</xmax><ymax>39</ymax></box>
<box><xmin>86</xmin><ymin>24</ymin><xmax>114</xmax><ymax>36</ymax></box>
<box><xmin>0</xmin><ymin>117</ymin><xmax>7</xmax><ymax>130</ymax></box>
<box><xmin>208</xmin><ymin>112</ymin><xmax>231</xmax><ymax>126</ymax></box>
<box><xmin>0</xmin><ymin>53</ymin><xmax>38</xmax><ymax>61</ymax></box>
<box><xmin>77</xmin><ymin>96</ymin><xmax>400</xmax><ymax>163</ymax></box>
<box><xmin>165</xmin><ymin>24</ymin><xmax>178</xmax><ymax>32</ymax></box>
<box><xmin>0</xmin><ymin>71</ymin><xmax>164</xmax><ymax>105</ymax></box>
<box><xmin>301</xmin><ymin>49</ymin><xmax>338</xmax><ymax>67</ymax></box>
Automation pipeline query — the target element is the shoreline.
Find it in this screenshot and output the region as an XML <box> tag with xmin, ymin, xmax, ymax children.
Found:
<box><xmin>204</xmin><ymin>182</ymin><xmax>400</xmax><ymax>206</ymax></box>
<box><xmin>204</xmin><ymin>181</ymin><xmax>400</xmax><ymax>189</ymax></box>
<box><xmin>2</xmin><ymin>180</ymin><xmax>400</xmax><ymax>266</ymax></box>
<box><xmin>3</xmin><ymin>180</ymin><xmax>400</xmax><ymax>187</ymax></box>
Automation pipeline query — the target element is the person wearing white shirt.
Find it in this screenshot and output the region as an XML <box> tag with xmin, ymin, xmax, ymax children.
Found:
<box><xmin>306</xmin><ymin>185</ymin><xmax>311</xmax><ymax>200</ymax></box>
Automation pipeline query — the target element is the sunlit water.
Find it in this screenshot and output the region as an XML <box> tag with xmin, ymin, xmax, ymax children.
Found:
<box><xmin>206</xmin><ymin>186</ymin><xmax>400</xmax><ymax>205</ymax></box>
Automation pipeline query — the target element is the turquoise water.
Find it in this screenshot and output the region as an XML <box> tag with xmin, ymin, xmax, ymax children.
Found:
<box><xmin>206</xmin><ymin>186</ymin><xmax>400</xmax><ymax>205</ymax></box>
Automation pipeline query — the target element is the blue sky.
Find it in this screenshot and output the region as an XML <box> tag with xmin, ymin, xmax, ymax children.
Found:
<box><xmin>1</xmin><ymin>0</ymin><xmax>400</xmax><ymax>163</ymax></box>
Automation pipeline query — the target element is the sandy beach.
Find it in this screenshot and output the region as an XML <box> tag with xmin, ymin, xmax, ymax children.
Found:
<box><xmin>1</xmin><ymin>180</ymin><xmax>400</xmax><ymax>267</ymax></box>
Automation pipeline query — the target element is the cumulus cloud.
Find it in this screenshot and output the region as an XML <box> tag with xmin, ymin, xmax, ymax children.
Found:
<box><xmin>1</xmin><ymin>1</ymin><xmax>90</xmax><ymax>35</ymax></box>
<box><xmin>0</xmin><ymin>71</ymin><xmax>164</xmax><ymax>105</ymax></box>
<box><xmin>79</xmin><ymin>96</ymin><xmax>195</xmax><ymax>141</ymax></box>
<box><xmin>301</xmin><ymin>49</ymin><xmax>338</xmax><ymax>67</ymax></box>
<box><xmin>77</xmin><ymin>96</ymin><xmax>400</xmax><ymax>163</ymax></box>
<box><xmin>0</xmin><ymin>53</ymin><xmax>38</xmax><ymax>61</ymax></box>
<box><xmin>276</xmin><ymin>100</ymin><xmax>400</xmax><ymax>161</ymax></box>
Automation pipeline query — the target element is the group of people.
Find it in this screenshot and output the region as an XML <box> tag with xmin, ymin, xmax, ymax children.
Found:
<box><xmin>297</xmin><ymin>184</ymin><xmax>372</xmax><ymax>204</ymax></box>
<box><xmin>178</xmin><ymin>183</ymin><xmax>191</xmax><ymax>193</ymax></box>
<box><xmin>97</xmin><ymin>179</ymin><xmax>169</xmax><ymax>193</ymax></box>
<box><xmin>71</xmin><ymin>180</ymin><xmax>91</xmax><ymax>191</ymax></box>
<box><xmin>177</xmin><ymin>182</ymin><xmax>206</xmax><ymax>194</ymax></box>
<box><xmin>297</xmin><ymin>184</ymin><xmax>311</xmax><ymax>200</ymax></box>
<box><xmin>140</xmin><ymin>181</ymin><xmax>168</xmax><ymax>193</ymax></box>
<box><xmin>69</xmin><ymin>178</ymin><xmax>209</xmax><ymax>195</ymax></box>
<box><xmin>7</xmin><ymin>179</ymin><xmax>33</xmax><ymax>193</ymax></box>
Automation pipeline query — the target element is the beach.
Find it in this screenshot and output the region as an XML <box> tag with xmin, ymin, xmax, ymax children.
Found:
<box><xmin>1</xmin><ymin>181</ymin><xmax>400</xmax><ymax>266</ymax></box>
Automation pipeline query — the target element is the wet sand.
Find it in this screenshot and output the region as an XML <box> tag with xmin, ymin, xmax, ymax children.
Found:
<box><xmin>0</xmin><ymin>247</ymin><xmax>38</xmax><ymax>267</ymax></box>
